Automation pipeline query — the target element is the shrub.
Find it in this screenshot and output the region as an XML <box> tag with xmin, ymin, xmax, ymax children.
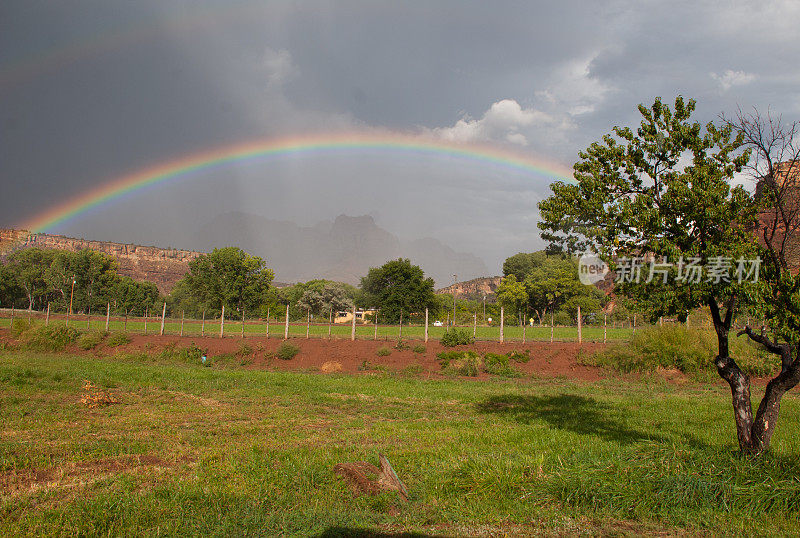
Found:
<box><xmin>376</xmin><ymin>346</ymin><xmax>391</xmax><ymax>356</ymax></box>
<box><xmin>276</xmin><ymin>342</ymin><xmax>300</xmax><ymax>360</ymax></box>
<box><xmin>77</xmin><ymin>331</ymin><xmax>106</xmax><ymax>350</ymax></box>
<box><xmin>436</xmin><ymin>350</ymin><xmax>469</xmax><ymax>366</ymax></box>
<box><xmin>10</xmin><ymin>318</ymin><xmax>36</xmax><ymax>338</ymax></box>
<box><xmin>394</xmin><ymin>339</ymin><xmax>409</xmax><ymax>350</ymax></box>
<box><xmin>359</xmin><ymin>360</ymin><xmax>387</xmax><ymax>373</ymax></box>
<box><xmin>440</xmin><ymin>328</ymin><xmax>474</xmax><ymax>347</ymax></box>
<box><xmin>401</xmin><ymin>363</ymin><xmax>425</xmax><ymax>376</ymax></box>
<box><xmin>481</xmin><ymin>352</ymin><xmax>523</xmax><ymax>377</ymax></box>
<box><xmin>236</xmin><ymin>342</ymin><xmax>253</xmax><ymax>357</ymax></box>
<box><xmin>412</xmin><ymin>344</ymin><xmax>426</xmax><ymax>354</ymax></box>
<box><xmin>158</xmin><ymin>342</ymin><xmax>203</xmax><ymax>364</ymax></box>
<box><xmin>591</xmin><ymin>325</ymin><xmax>773</xmax><ymax>378</ymax></box>
<box><xmin>22</xmin><ymin>325</ymin><xmax>81</xmax><ymax>351</ymax></box>
<box><xmin>438</xmin><ymin>350</ymin><xmax>481</xmax><ymax>376</ymax></box>
<box><xmin>508</xmin><ymin>350</ymin><xmax>530</xmax><ymax>363</ymax></box>
<box><xmin>106</xmin><ymin>332</ymin><xmax>132</xmax><ymax>347</ymax></box>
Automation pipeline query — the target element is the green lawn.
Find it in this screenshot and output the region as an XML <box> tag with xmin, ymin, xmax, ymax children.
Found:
<box><xmin>2</xmin><ymin>351</ymin><xmax>800</xmax><ymax>535</ymax></box>
<box><xmin>0</xmin><ymin>314</ymin><xmax>633</xmax><ymax>342</ymax></box>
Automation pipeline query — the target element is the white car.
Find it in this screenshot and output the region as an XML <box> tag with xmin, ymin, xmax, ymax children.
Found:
<box><xmin>433</xmin><ymin>320</ymin><xmax>443</xmax><ymax>327</ymax></box>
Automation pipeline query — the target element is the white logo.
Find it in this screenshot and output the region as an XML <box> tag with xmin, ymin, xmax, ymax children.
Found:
<box><xmin>579</xmin><ymin>253</ymin><xmax>608</xmax><ymax>285</ymax></box>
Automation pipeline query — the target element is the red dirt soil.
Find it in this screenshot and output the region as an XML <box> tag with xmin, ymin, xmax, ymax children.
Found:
<box><xmin>0</xmin><ymin>329</ymin><xmax>606</xmax><ymax>381</ymax></box>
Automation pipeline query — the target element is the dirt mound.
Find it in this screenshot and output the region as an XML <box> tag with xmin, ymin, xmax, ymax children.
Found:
<box><xmin>0</xmin><ymin>327</ymin><xmax>607</xmax><ymax>381</ymax></box>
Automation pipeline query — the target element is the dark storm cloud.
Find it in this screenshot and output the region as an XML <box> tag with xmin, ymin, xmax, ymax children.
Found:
<box><xmin>1</xmin><ymin>0</ymin><xmax>799</xmax><ymax>273</ymax></box>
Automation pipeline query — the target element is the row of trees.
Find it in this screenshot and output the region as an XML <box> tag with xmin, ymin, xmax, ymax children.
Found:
<box><xmin>1</xmin><ymin>242</ymin><xmax>616</xmax><ymax>327</ymax></box>
<box><xmin>497</xmin><ymin>252</ymin><xmax>606</xmax><ymax>325</ymax></box>
<box><xmin>0</xmin><ymin>248</ymin><xmax>159</xmax><ymax>316</ymax></box>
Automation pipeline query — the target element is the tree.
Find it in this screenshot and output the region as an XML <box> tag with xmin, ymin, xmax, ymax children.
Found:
<box><xmin>296</xmin><ymin>281</ymin><xmax>354</xmax><ymax>317</ymax></box>
<box><xmin>5</xmin><ymin>248</ymin><xmax>55</xmax><ymax>310</ymax></box>
<box><xmin>502</xmin><ymin>252</ymin><xmax>547</xmax><ymax>282</ymax></box>
<box><xmin>496</xmin><ymin>274</ymin><xmax>528</xmax><ymax>325</ymax></box>
<box><xmin>178</xmin><ymin>247</ymin><xmax>274</xmax><ymax>315</ymax></box>
<box><xmin>360</xmin><ymin>258</ymin><xmax>437</xmax><ymax>323</ymax></box>
<box><xmin>71</xmin><ymin>249</ymin><xmax>118</xmax><ymax>314</ymax></box>
<box><xmin>720</xmin><ymin>107</ymin><xmax>800</xmax><ymax>453</ymax></box>
<box><xmin>112</xmin><ymin>276</ymin><xmax>160</xmax><ymax>317</ymax></box>
<box><xmin>0</xmin><ymin>260</ymin><xmax>23</xmax><ymax>308</ymax></box>
<box><xmin>538</xmin><ymin>96</ymin><xmax>772</xmax><ymax>453</ymax></box>
<box><xmin>503</xmin><ymin>251</ymin><xmax>605</xmax><ymax>324</ymax></box>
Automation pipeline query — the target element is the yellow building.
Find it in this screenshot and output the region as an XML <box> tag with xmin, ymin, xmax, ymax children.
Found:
<box><xmin>335</xmin><ymin>309</ymin><xmax>377</xmax><ymax>324</ymax></box>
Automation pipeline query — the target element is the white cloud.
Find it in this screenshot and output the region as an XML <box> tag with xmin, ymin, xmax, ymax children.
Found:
<box><xmin>536</xmin><ymin>54</ymin><xmax>614</xmax><ymax>117</ymax></box>
<box><xmin>711</xmin><ymin>69</ymin><xmax>757</xmax><ymax>91</ymax></box>
<box><xmin>432</xmin><ymin>99</ymin><xmax>559</xmax><ymax>146</ymax></box>
<box><xmin>261</xmin><ymin>47</ymin><xmax>298</xmax><ymax>87</ymax></box>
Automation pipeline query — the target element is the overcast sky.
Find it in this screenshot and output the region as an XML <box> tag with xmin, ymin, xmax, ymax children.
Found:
<box><xmin>2</xmin><ymin>0</ymin><xmax>799</xmax><ymax>273</ymax></box>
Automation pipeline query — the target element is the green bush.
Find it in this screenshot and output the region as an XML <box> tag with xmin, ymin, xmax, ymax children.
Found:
<box><xmin>10</xmin><ymin>318</ymin><xmax>36</xmax><ymax>338</ymax></box>
<box><xmin>77</xmin><ymin>331</ymin><xmax>106</xmax><ymax>350</ymax></box>
<box><xmin>22</xmin><ymin>325</ymin><xmax>81</xmax><ymax>352</ymax></box>
<box><xmin>440</xmin><ymin>328</ymin><xmax>474</xmax><ymax>347</ymax></box>
<box><xmin>482</xmin><ymin>352</ymin><xmax>523</xmax><ymax>378</ymax></box>
<box><xmin>412</xmin><ymin>344</ymin><xmax>426</xmax><ymax>354</ymax></box>
<box><xmin>106</xmin><ymin>332</ymin><xmax>132</xmax><ymax>347</ymax></box>
<box><xmin>394</xmin><ymin>339</ymin><xmax>409</xmax><ymax>350</ymax></box>
<box><xmin>483</xmin><ymin>352</ymin><xmax>509</xmax><ymax>368</ymax></box>
<box><xmin>590</xmin><ymin>325</ymin><xmax>774</xmax><ymax>378</ymax></box>
<box><xmin>508</xmin><ymin>350</ymin><xmax>530</xmax><ymax>363</ymax></box>
<box><xmin>276</xmin><ymin>342</ymin><xmax>300</xmax><ymax>360</ymax></box>
<box><xmin>158</xmin><ymin>342</ymin><xmax>203</xmax><ymax>364</ymax></box>
<box><xmin>437</xmin><ymin>350</ymin><xmax>481</xmax><ymax>376</ymax></box>
<box><xmin>376</xmin><ymin>346</ymin><xmax>391</xmax><ymax>356</ymax></box>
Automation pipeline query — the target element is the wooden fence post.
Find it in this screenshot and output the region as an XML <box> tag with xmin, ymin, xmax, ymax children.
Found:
<box><xmin>306</xmin><ymin>308</ymin><xmax>310</xmax><ymax>339</ymax></box>
<box><xmin>10</xmin><ymin>307</ymin><xmax>14</xmax><ymax>331</ymax></box>
<box><xmin>242</xmin><ymin>308</ymin><xmax>245</xmax><ymax>338</ymax></box>
<box><xmin>425</xmin><ymin>308</ymin><xmax>429</xmax><ymax>343</ymax></box>
<box><xmin>144</xmin><ymin>307</ymin><xmax>148</xmax><ymax>335</ymax></box>
<box><xmin>550</xmin><ymin>312</ymin><xmax>554</xmax><ymax>343</ymax></box>
<box><xmin>399</xmin><ymin>311</ymin><xmax>403</xmax><ymax>340</ymax></box>
<box><xmin>374</xmin><ymin>310</ymin><xmax>378</xmax><ymax>341</ymax></box>
<box><xmin>266</xmin><ymin>307</ymin><xmax>270</xmax><ymax>338</ymax></box>
<box><xmin>105</xmin><ymin>303</ymin><xmax>110</xmax><ymax>332</ymax></box>
<box><xmin>220</xmin><ymin>305</ymin><xmax>225</xmax><ymax>338</ymax></box>
<box><xmin>201</xmin><ymin>310</ymin><xmax>205</xmax><ymax>336</ymax></box>
<box><xmin>577</xmin><ymin>306</ymin><xmax>582</xmax><ymax>344</ymax></box>
<box><xmin>284</xmin><ymin>304</ymin><xmax>289</xmax><ymax>340</ymax></box>
<box><xmin>180</xmin><ymin>310</ymin><xmax>185</xmax><ymax>337</ymax></box>
<box><xmin>603</xmin><ymin>313</ymin><xmax>607</xmax><ymax>344</ymax></box>
<box><xmin>160</xmin><ymin>302</ymin><xmax>166</xmax><ymax>336</ymax></box>
<box><xmin>473</xmin><ymin>312</ymin><xmax>477</xmax><ymax>338</ymax></box>
<box><xmin>329</xmin><ymin>308</ymin><xmax>333</xmax><ymax>338</ymax></box>
<box><xmin>45</xmin><ymin>303</ymin><xmax>50</xmax><ymax>326</ymax></box>
<box><xmin>500</xmin><ymin>306</ymin><xmax>504</xmax><ymax>343</ymax></box>
<box><xmin>633</xmin><ymin>314</ymin><xmax>636</xmax><ymax>335</ymax></box>
<box><xmin>351</xmin><ymin>305</ymin><xmax>356</xmax><ymax>341</ymax></box>
<box><xmin>522</xmin><ymin>319</ymin><xmax>526</xmax><ymax>344</ymax></box>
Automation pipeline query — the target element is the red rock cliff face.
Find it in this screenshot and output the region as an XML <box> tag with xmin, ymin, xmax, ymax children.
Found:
<box><xmin>0</xmin><ymin>229</ymin><xmax>203</xmax><ymax>294</ymax></box>
<box><xmin>436</xmin><ymin>276</ymin><xmax>502</xmax><ymax>300</ymax></box>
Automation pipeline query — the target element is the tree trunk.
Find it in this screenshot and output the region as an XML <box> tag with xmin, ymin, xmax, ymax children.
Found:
<box><xmin>738</xmin><ymin>326</ymin><xmax>800</xmax><ymax>454</ymax></box>
<box><xmin>708</xmin><ymin>295</ymin><xmax>800</xmax><ymax>455</ymax></box>
<box><xmin>709</xmin><ymin>295</ymin><xmax>756</xmax><ymax>452</ymax></box>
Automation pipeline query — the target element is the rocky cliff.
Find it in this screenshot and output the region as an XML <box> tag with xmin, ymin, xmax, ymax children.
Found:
<box><xmin>436</xmin><ymin>276</ymin><xmax>502</xmax><ymax>300</ymax></box>
<box><xmin>0</xmin><ymin>229</ymin><xmax>203</xmax><ymax>294</ymax></box>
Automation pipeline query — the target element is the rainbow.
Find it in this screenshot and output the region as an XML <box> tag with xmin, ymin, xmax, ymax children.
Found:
<box><xmin>20</xmin><ymin>132</ymin><xmax>575</xmax><ymax>233</ymax></box>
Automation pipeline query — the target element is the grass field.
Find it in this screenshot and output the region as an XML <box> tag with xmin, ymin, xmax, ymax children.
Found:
<box><xmin>0</xmin><ymin>313</ymin><xmax>634</xmax><ymax>343</ymax></box>
<box><xmin>2</xmin><ymin>350</ymin><xmax>800</xmax><ymax>535</ymax></box>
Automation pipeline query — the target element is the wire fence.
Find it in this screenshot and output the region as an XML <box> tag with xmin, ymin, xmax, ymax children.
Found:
<box><xmin>0</xmin><ymin>306</ymin><xmax>643</xmax><ymax>343</ymax></box>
